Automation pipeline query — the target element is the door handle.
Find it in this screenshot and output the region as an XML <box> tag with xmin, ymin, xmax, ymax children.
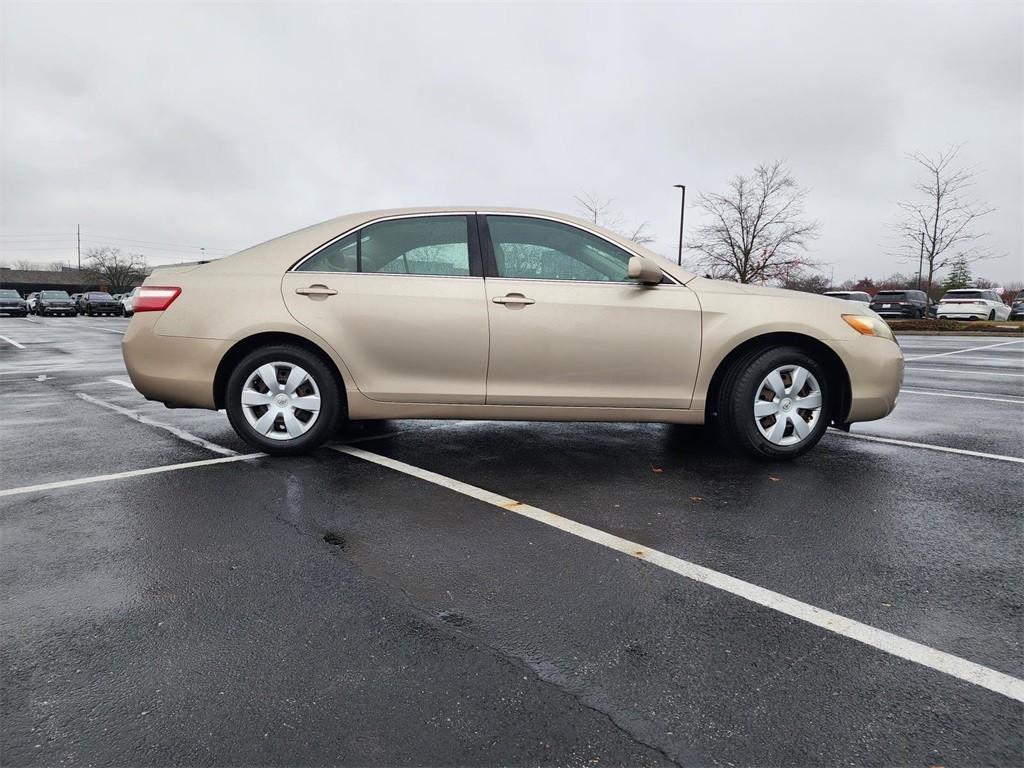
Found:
<box><xmin>492</xmin><ymin>294</ymin><xmax>535</xmax><ymax>306</ymax></box>
<box><xmin>295</xmin><ymin>285</ymin><xmax>338</xmax><ymax>297</ymax></box>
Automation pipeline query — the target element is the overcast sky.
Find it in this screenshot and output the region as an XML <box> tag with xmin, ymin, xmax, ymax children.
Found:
<box><xmin>2</xmin><ymin>1</ymin><xmax>1021</xmax><ymax>283</ymax></box>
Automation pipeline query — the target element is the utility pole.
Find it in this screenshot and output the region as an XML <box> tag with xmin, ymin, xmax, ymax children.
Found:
<box><xmin>673</xmin><ymin>184</ymin><xmax>686</xmax><ymax>266</ymax></box>
<box><xmin>77</xmin><ymin>225</ymin><xmax>81</xmax><ymax>271</ymax></box>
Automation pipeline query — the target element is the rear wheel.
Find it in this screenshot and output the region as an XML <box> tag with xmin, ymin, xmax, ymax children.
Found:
<box><xmin>225</xmin><ymin>345</ymin><xmax>343</xmax><ymax>455</ymax></box>
<box><xmin>719</xmin><ymin>346</ymin><xmax>831</xmax><ymax>460</ymax></box>
<box><xmin>988</xmin><ymin>310</ymin><xmax>995</xmax><ymax>320</ymax></box>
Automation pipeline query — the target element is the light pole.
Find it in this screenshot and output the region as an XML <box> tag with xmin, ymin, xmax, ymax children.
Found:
<box><xmin>673</xmin><ymin>184</ymin><xmax>686</xmax><ymax>266</ymax></box>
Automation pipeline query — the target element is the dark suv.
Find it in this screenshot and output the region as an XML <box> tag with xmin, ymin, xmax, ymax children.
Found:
<box><xmin>1010</xmin><ymin>295</ymin><xmax>1024</xmax><ymax>321</ymax></box>
<box><xmin>36</xmin><ymin>290</ymin><xmax>77</xmax><ymax>316</ymax></box>
<box><xmin>869</xmin><ymin>289</ymin><xmax>928</xmax><ymax>319</ymax></box>
<box><xmin>81</xmin><ymin>292</ymin><xmax>123</xmax><ymax>316</ymax></box>
<box><xmin>0</xmin><ymin>289</ymin><xmax>28</xmax><ymax>317</ymax></box>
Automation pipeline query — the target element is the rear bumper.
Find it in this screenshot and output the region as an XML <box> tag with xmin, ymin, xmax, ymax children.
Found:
<box><xmin>827</xmin><ymin>338</ymin><xmax>904</xmax><ymax>423</ymax></box>
<box><xmin>871</xmin><ymin>307</ymin><xmax>918</xmax><ymax>318</ymax></box>
<box><xmin>122</xmin><ymin>313</ymin><xmax>226</xmax><ymax>409</ymax></box>
<box><xmin>936</xmin><ymin>311</ymin><xmax>987</xmax><ymax>320</ymax></box>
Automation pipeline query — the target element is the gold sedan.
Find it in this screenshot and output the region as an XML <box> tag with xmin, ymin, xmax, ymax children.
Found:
<box><xmin>123</xmin><ymin>207</ymin><xmax>903</xmax><ymax>459</ymax></box>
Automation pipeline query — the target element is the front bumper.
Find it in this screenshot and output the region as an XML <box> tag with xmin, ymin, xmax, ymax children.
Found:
<box><xmin>827</xmin><ymin>337</ymin><xmax>904</xmax><ymax>423</ymax></box>
<box><xmin>39</xmin><ymin>305</ymin><xmax>76</xmax><ymax>315</ymax></box>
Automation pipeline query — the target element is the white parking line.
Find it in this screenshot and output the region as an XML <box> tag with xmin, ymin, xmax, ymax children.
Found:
<box><xmin>905</xmin><ymin>339</ymin><xmax>1024</xmax><ymax>361</ymax></box>
<box><xmin>106</xmin><ymin>377</ymin><xmax>136</xmax><ymax>389</ymax></box>
<box><xmin>830</xmin><ymin>430</ymin><xmax>1024</xmax><ymax>464</ymax></box>
<box><xmin>331</xmin><ymin>444</ymin><xmax>1024</xmax><ymax>703</ymax></box>
<box><xmin>0</xmin><ymin>334</ymin><xmax>26</xmax><ymax>349</ymax></box>
<box><xmin>900</xmin><ymin>388</ymin><xmax>1024</xmax><ymax>405</ymax></box>
<box><xmin>905</xmin><ymin>366</ymin><xmax>1024</xmax><ymax>378</ymax></box>
<box><xmin>0</xmin><ymin>453</ymin><xmax>263</xmax><ymax>498</ymax></box>
<box><xmin>76</xmin><ymin>392</ymin><xmax>238</xmax><ymax>456</ymax></box>
<box><xmin>82</xmin><ymin>325</ymin><xmax>126</xmax><ymax>335</ymax></box>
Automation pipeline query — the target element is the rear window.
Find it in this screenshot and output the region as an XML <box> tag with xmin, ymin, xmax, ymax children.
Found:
<box><xmin>40</xmin><ymin>291</ymin><xmax>71</xmax><ymax>299</ymax></box>
<box><xmin>874</xmin><ymin>291</ymin><xmax>908</xmax><ymax>300</ymax></box>
<box><xmin>0</xmin><ymin>289</ymin><xmax>20</xmax><ymax>299</ymax></box>
<box><xmin>88</xmin><ymin>292</ymin><xmax>114</xmax><ymax>300</ymax></box>
<box><xmin>825</xmin><ymin>292</ymin><xmax>853</xmax><ymax>299</ymax></box>
<box><xmin>942</xmin><ymin>290</ymin><xmax>984</xmax><ymax>300</ymax></box>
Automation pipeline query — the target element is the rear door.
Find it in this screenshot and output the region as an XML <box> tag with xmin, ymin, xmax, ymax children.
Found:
<box><xmin>480</xmin><ymin>214</ymin><xmax>701</xmax><ymax>409</ymax></box>
<box><xmin>282</xmin><ymin>213</ymin><xmax>490</xmax><ymax>404</ymax></box>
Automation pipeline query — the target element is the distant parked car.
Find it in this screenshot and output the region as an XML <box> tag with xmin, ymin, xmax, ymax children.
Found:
<box><xmin>121</xmin><ymin>286</ymin><xmax>141</xmax><ymax>317</ymax></box>
<box><xmin>1010</xmin><ymin>295</ymin><xmax>1024</xmax><ymax>321</ymax></box>
<box><xmin>823</xmin><ymin>291</ymin><xmax>871</xmax><ymax>304</ymax></box>
<box><xmin>0</xmin><ymin>288</ymin><xmax>29</xmax><ymax>317</ymax></box>
<box><xmin>25</xmin><ymin>292</ymin><xmax>39</xmax><ymax>313</ymax></box>
<box><xmin>869</xmin><ymin>289</ymin><xmax>928</xmax><ymax>319</ymax></box>
<box><xmin>936</xmin><ymin>289</ymin><xmax>1011</xmax><ymax>321</ymax></box>
<box><xmin>36</xmin><ymin>290</ymin><xmax>77</xmax><ymax>317</ymax></box>
<box><xmin>81</xmin><ymin>291</ymin><xmax>123</xmax><ymax>316</ymax></box>
<box><xmin>71</xmin><ymin>293</ymin><xmax>86</xmax><ymax>312</ymax></box>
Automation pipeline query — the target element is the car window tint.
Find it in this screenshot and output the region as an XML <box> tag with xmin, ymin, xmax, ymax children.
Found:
<box><xmin>360</xmin><ymin>216</ymin><xmax>470</xmax><ymax>276</ymax></box>
<box><xmin>297</xmin><ymin>232</ymin><xmax>358</xmax><ymax>273</ymax></box>
<box><xmin>0</xmin><ymin>289</ymin><xmax>20</xmax><ymax>298</ymax></box>
<box><xmin>486</xmin><ymin>216</ymin><xmax>632</xmax><ymax>282</ymax></box>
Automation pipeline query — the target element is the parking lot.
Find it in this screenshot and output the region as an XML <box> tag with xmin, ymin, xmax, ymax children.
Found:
<box><xmin>1</xmin><ymin>315</ymin><xmax>1022</xmax><ymax>766</ymax></box>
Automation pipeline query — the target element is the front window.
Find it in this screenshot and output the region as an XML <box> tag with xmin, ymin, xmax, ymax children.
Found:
<box><xmin>89</xmin><ymin>292</ymin><xmax>114</xmax><ymax>300</ymax></box>
<box><xmin>486</xmin><ymin>215</ymin><xmax>633</xmax><ymax>282</ymax></box>
<box><xmin>297</xmin><ymin>216</ymin><xmax>471</xmax><ymax>277</ymax></box>
<box><xmin>40</xmin><ymin>291</ymin><xmax>71</xmax><ymax>299</ymax></box>
<box><xmin>0</xmin><ymin>289</ymin><xmax>20</xmax><ymax>299</ymax></box>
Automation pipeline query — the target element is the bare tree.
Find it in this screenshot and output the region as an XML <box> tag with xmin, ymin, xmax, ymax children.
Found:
<box><xmin>690</xmin><ymin>161</ymin><xmax>819</xmax><ymax>283</ymax></box>
<box><xmin>84</xmin><ymin>246</ymin><xmax>148</xmax><ymax>293</ymax></box>
<box><xmin>10</xmin><ymin>259</ymin><xmax>37</xmax><ymax>270</ymax></box>
<box><xmin>894</xmin><ymin>145</ymin><xmax>994</xmax><ymax>299</ymax></box>
<box><xmin>573</xmin><ymin>191</ymin><xmax>655</xmax><ymax>245</ymax></box>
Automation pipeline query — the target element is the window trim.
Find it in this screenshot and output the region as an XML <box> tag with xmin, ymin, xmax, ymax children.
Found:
<box><xmin>477</xmin><ymin>212</ymin><xmax>676</xmax><ymax>285</ymax></box>
<box><xmin>290</xmin><ymin>211</ymin><xmax>483</xmax><ymax>278</ymax></box>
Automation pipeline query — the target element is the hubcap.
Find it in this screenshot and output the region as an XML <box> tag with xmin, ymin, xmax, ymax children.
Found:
<box><xmin>240</xmin><ymin>361</ymin><xmax>321</xmax><ymax>441</ymax></box>
<box><xmin>753</xmin><ymin>365</ymin><xmax>822</xmax><ymax>446</ymax></box>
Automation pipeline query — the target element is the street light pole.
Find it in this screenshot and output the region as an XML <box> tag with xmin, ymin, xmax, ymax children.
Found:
<box><xmin>673</xmin><ymin>184</ymin><xmax>686</xmax><ymax>266</ymax></box>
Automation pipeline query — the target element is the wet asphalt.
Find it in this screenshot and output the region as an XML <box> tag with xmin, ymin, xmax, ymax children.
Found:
<box><xmin>1</xmin><ymin>315</ymin><xmax>1022</xmax><ymax>766</ymax></box>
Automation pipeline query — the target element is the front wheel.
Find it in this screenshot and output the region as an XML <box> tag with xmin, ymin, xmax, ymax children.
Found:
<box><xmin>225</xmin><ymin>345</ymin><xmax>344</xmax><ymax>455</ymax></box>
<box><xmin>718</xmin><ymin>346</ymin><xmax>831</xmax><ymax>460</ymax></box>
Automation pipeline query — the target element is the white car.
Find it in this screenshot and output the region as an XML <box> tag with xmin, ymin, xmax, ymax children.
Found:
<box><xmin>121</xmin><ymin>287</ymin><xmax>141</xmax><ymax>317</ymax></box>
<box><xmin>936</xmin><ymin>289</ymin><xmax>1011</xmax><ymax>321</ymax></box>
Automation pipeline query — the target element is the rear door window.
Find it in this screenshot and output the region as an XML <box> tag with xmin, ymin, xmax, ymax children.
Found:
<box><xmin>298</xmin><ymin>216</ymin><xmax>472</xmax><ymax>277</ymax></box>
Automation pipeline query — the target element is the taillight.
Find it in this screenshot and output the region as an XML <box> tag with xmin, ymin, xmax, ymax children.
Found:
<box><xmin>133</xmin><ymin>286</ymin><xmax>181</xmax><ymax>313</ymax></box>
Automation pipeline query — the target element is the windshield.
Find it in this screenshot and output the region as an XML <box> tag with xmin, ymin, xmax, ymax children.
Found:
<box><xmin>942</xmin><ymin>290</ymin><xmax>984</xmax><ymax>300</ymax></box>
<box><xmin>41</xmin><ymin>291</ymin><xmax>71</xmax><ymax>299</ymax></box>
<box><xmin>89</xmin><ymin>292</ymin><xmax>114</xmax><ymax>300</ymax></box>
<box><xmin>0</xmin><ymin>289</ymin><xmax>21</xmax><ymax>299</ymax></box>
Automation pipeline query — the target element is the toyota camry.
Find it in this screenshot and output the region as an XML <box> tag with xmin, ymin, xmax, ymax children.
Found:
<box><xmin>122</xmin><ymin>207</ymin><xmax>903</xmax><ymax>460</ymax></box>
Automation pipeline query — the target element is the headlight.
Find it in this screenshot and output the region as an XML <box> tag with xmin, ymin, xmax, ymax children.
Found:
<box><xmin>842</xmin><ymin>314</ymin><xmax>895</xmax><ymax>341</ymax></box>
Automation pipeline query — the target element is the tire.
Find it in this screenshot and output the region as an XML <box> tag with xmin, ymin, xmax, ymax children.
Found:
<box><xmin>718</xmin><ymin>345</ymin><xmax>831</xmax><ymax>461</ymax></box>
<box><xmin>225</xmin><ymin>344</ymin><xmax>344</xmax><ymax>455</ymax></box>
<box><xmin>988</xmin><ymin>310</ymin><xmax>995</xmax><ymax>321</ymax></box>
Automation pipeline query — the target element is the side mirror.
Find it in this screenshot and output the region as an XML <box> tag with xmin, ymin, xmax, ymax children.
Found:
<box><xmin>628</xmin><ymin>256</ymin><xmax>663</xmax><ymax>285</ymax></box>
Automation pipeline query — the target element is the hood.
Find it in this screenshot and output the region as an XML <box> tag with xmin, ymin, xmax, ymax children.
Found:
<box><xmin>686</xmin><ymin>277</ymin><xmax>873</xmax><ymax>309</ymax></box>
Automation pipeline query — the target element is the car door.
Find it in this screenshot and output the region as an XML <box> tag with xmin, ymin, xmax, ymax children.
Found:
<box><xmin>480</xmin><ymin>214</ymin><xmax>702</xmax><ymax>409</ymax></box>
<box><xmin>282</xmin><ymin>213</ymin><xmax>490</xmax><ymax>404</ymax></box>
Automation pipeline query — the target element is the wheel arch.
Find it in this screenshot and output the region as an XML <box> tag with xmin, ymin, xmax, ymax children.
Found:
<box><xmin>705</xmin><ymin>332</ymin><xmax>851</xmax><ymax>424</ymax></box>
<box><xmin>213</xmin><ymin>331</ymin><xmax>347</xmax><ymax>410</ymax></box>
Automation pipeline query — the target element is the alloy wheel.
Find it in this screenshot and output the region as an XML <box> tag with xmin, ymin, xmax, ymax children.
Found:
<box><xmin>753</xmin><ymin>364</ymin><xmax>823</xmax><ymax>446</ymax></box>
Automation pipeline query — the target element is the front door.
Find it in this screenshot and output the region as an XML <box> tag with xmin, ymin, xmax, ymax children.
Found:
<box><xmin>282</xmin><ymin>213</ymin><xmax>489</xmax><ymax>404</ymax></box>
<box><xmin>481</xmin><ymin>214</ymin><xmax>701</xmax><ymax>409</ymax></box>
